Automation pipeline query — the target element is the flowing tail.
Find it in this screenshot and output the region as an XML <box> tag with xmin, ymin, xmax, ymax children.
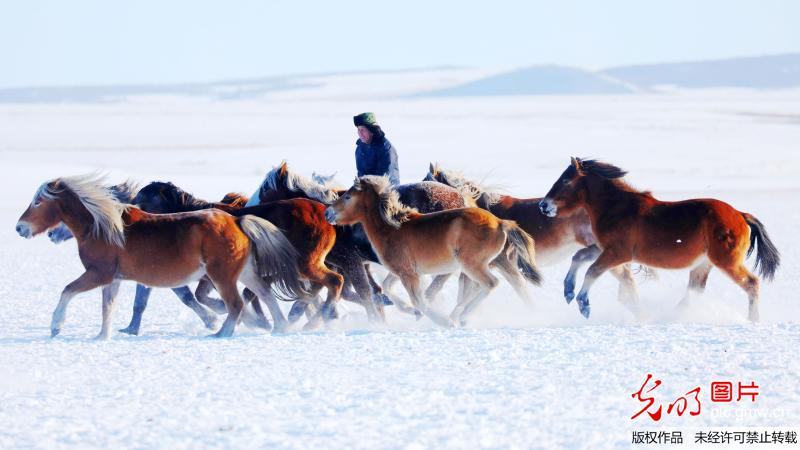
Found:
<box><xmin>742</xmin><ymin>213</ymin><xmax>780</xmax><ymax>282</ymax></box>
<box><xmin>501</xmin><ymin>220</ymin><xmax>543</xmax><ymax>286</ymax></box>
<box><xmin>237</xmin><ymin>215</ymin><xmax>310</xmax><ymax>300</ymax></box>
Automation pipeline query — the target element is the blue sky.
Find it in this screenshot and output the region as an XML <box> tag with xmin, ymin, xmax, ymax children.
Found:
<box><xmin>1</xmin><ymin>0</ymin><xmax>798</xmax><ymax>88</ymax></box>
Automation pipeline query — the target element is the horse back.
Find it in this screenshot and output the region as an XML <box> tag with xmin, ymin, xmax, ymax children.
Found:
<box><xmin>118</xmin><ymin>209</ymin><xmax>249</xmax><ymax>286</ymax></box>
<box><xmin>397</xmin><ymin>181</ymin><xmax>468</xmax><ymax>213</ymax></box>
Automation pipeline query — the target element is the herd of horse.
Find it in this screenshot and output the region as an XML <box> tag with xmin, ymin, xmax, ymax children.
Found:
<box><xmin>14</xmin><ymin>158</ymin><xmax>780</xmax><ymax>339</ymax></box>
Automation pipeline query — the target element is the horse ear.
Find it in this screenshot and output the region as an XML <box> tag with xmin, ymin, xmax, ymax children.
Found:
<box><xmin>278</xmin><ymin>161</ymin><xmax>288</xmax><ymax>178</ymax></box>
<box><xmin>571</xmin><ymin>157</ymin><xmax>584</xmax><ymax>173</ymax></box>
<box><xmin>429</xmin><ymin>162</ymin><xmax>435</xmax><ymax>173</ymax></box>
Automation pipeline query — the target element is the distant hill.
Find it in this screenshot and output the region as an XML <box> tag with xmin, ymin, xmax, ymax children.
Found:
<box><xmin>418</xmin><ymin>65</ymin><xmax>635</xmax><ymax>96</ymax></box>
<box><xmin>0</xmin><ymin>77</ymin><xmax>316</xmax><ymax>103</ymax></box>
<box><xmin>1</xmin><ymin>53</ymin><xmax>799</xmax><ymax>103</ymax></box>
<box><xmin>600</xmin><ymin>53</ymin><xmax>800</xmax><ymax>89</ymax></box>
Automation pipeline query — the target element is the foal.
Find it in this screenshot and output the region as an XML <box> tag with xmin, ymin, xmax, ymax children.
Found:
<box><xmin>539</xmin><ymin>158</ymin><xmax>780</xmax><ymax>321</ymax></box>
<box><xmin>326</xmin><ymin>176</ymin><xmax>542</xmax><ymax>327</ymax></box>
<box><xmin>16</xmin><ymin>175</ymin><xmax>307</xmax><ymax>339</ymax></box>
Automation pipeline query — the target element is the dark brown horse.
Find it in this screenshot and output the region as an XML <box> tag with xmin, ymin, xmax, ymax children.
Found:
<box><xmin>539</xmin><ymin>158</ymin><xmax>780</xmax><ymax>321</ymax></box>
<box><xmin>326</xmin><ymin>176</ymin><xmax>542</xmax><ymax>327</ymax></box>
<box><xmin>425</xmin><ymin>163</ymin><xmax>640</xmax><ymax>309</ymax></box>
<box><xmin>16</xmin><ymin>175</ymin><xmax>307</xmax><ymax>339</ymax></box>
<box><xmin>131</xmin><ymin>181</ymin><xmax>349</xmax><ymax>330</ymax></box>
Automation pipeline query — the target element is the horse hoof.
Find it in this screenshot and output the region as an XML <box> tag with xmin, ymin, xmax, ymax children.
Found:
<box><xmin>93</xmin><ymin>333</ymin><xmax>111</xmax><ymax>341</ymax></box>
<box><xmin>50</xmin><ymin>328</ymin><xmax>60</xmax><ymax>338</ymax></box>
<box><xmin>118</xmin><ymin>326</ymin><xmax>140</xmax><ymax>336</ymax></box>
<box><xmin>565</xmin><ymin>292</ymin><xmax>575</xmax><ymax>304</ymax></box>
<box><xmin>377</xmin><ymin>294</ymin><xmax>394</xmax><ymax>306</ymax></box>
<box><xmin>414</xmin><ymin>311</ymin><xmax>423</xmax><ymax>321</ymax></box>
<box><xmin>577</xmin><ymin>296</ymin><xmax>591</xmax><ymax>319</ymax></box>
<box><xmin>324</xmin><ymin>308</ymin><xmax>339</xmax><ymax>321</ymax></box>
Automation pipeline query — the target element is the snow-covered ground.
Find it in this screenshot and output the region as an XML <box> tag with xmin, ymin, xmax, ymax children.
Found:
<box><xmin>0</xmin><ymin>86</ymin><xmax>798</xmax><ymax>449</ymax></box>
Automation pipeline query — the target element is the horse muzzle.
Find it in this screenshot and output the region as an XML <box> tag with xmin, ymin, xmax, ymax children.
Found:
<box><xmin>15</xmin><ymin>221</ymin><xmax>33</xmax><ymax>239</ymax></box>
<box><xmin>539</xmin><ymin>199</ymin><xmax>558</xmax><ymax>218</ymax></box>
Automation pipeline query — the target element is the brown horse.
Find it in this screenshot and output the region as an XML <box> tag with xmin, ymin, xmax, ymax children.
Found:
<box><xmin>425</xmin><ymin>163</ymin><xmax>640</xmax><ymax>310</ymax></box>
<box><xmin>539</xmin><ymin>158</ymin><xmax>780</xmax><ymax>321</ymax></box>
<box><xmin>326</xmin><ymin>176</ymin><xmax>542</xmax><ymax>327</ymax></box>
<box><xmin>15</xmin><ymin>175</ymin><xmax>308</xmax><ymax>339</ymax></box>
<box><xmin>130</xmin><ymin>181</ymin><xmax>348</xmax><ymax>330</ymax></box>
<box><xmin>245</xmin><ymin>162</ymin><xmax>479</xmax><ymax>320</ymax></box>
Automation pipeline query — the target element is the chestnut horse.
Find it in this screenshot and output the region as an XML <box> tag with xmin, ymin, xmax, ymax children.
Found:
<box><xmin>425</xmin><ymin>163</ymin><xmax>640</xmax><ymax>310</ymax></box>
<box><xmin>130</xmin><ymin>181</ymin><xmax>348</xmax><ymax>330</ymax></box>
<box><xmin>539</xmin><ymin>158</ymin><xmax>780</xmax><ymax>321</ymax></box>
<box><xmin>47</xmin><ymin>181</ymin><xmax>230</xmax><ymax>334</ymax></box>
<box><xmin>326</xmin><ymin>176</ymin><xmax>542</xmax><ymax>327</ymax></box>
<box><xmin>15</xmin><ymin>175</ymin><xmax>307</xmax><ymax>339</ymax></box>
<box><xmin>245</xmin><ymin>161</ymin><xmax>477</xmax><ymax>319</ymax></box>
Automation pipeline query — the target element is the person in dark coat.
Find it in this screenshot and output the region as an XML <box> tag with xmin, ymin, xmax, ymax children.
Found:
<box><xmin>354</xmin><ymin>112</ymin><xmax>400</xmax><ymax>185</ymax></box>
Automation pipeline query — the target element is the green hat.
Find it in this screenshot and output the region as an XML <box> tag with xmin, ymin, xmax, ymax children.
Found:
<box><xmin>354</xmin><ymin>112</ymin><xmax>378</xmax><ymax>127</ymax></box>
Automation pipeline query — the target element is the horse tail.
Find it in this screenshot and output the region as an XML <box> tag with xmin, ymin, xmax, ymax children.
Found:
<box><xmin>501</xmin><ymin>220</ymin><xmax>542</xmax><ymax>286</ymax></box>
<box><xmin>237</xmin><ymin>215</ymin><xmax>310</xmax><ymax>300</ymax></box>
<box><xmin>742</xmin><ymin>213</ymin><xmax>780</xmax><ymax>282</ymax></box>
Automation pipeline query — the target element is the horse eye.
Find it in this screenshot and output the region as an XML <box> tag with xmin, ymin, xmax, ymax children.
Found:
<box><xmin>344</xmin><ymin>194</ymin><xmax>351</xmax><ymax>200</ymax></box>
<box><xmin>562</xmin><ymin>179</ymin><xmax>570</xmax><ymax>185</ymax></box>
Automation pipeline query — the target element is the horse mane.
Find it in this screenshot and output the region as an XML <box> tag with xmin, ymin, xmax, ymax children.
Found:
<box><xmin>143</xmin><ymin>181</ymin><xmax>212</xmax><ymax>210</ymax></box>
<box><xmin>259</xmin><ymin>163</ymin><xmax>339</xmax><ymax>204</ymax></box>
<box><xmin>311</xmin><ymin>171</ymin><xmax>342</xmax><ymax>189</ymax></box>
<box><xmin>109</xmin><ymin>179</ymin><xmax>140</xmax><ymax>204</ymax></box>
<box><xmin>431</xmin><ymin>163</ymin><xmax>503</xmax><ymax>206</ymax></box>
<box><xmin>579</xmin><ymin>159</ymin><xmax>653</xmax><ymax>197</ymax></box>
<box><xmin>37</xmin><ymin>174</ymin><xmax>129</xmax><ymax>247</ymax></box>
<box><xmin>220</xmin><ymin>192</ymin><xmax>249</xmax><ymax>207</ymax></box>
<box><xmin>356</xmin><ymin>175</ymin><xmax>418</xmax><ymax>228</ymax></box>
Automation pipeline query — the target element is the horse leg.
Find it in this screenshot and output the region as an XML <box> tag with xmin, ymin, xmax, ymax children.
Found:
<box><xmin>288</xmin><ymin>284</ymin><xmax>322</xmax><ymax>325</ymax></box>
<box><xmin>455</xmin><ymin>266</ymin><xmax>500</xmax><ymax>327</ymax></box>
<box><xmin>119</xmin><ymin>284</ymin><xmax>151</xmax><ymax>335</ymax></box>
<box><xmin>718</xmin><ymin>263</ymin><xmax>760</xmax><ymax>322</ymax></box>
<box><xmin>172</xmin><ymin>285</ymin><xmax>219</xmax><ymax>330</ymax></box>
<box><xmin>96</xmin><ymin>281</ymin><xmax>121</xmax><ymax>340</ymax></box>
<box><xmin>381</xmin><ymin>271</ymin><xmax>400</xmax><ymax>298</ymax></box>
<box><xmin>312</xmin><ymin>266</ymin><xmax>345</xmax><ymax>322</ymax></box>
<box><xmin>609</xmin><ymin>265</ymin><xmax>642</xmax><ymax>319</ymax></box>
<box><xmin>449</xmin><ymin>274</ymin><xmax>480</xmax><ymax>324</ymax></box>
<box><xmin>365</xmin><ymin>264</ymin><xmax>392</xmax><ymax>306</ymax></box>
<box><xmin>210</xmin><ymin>282</ymin><xmax>244</xmax><ymax>338</ymax></box>
<box><xmin>677</xmin><ymin>262</ymin><xmax>713</xmax><ymax>309</ymax></box>
<box><xmin>399</xmin><ymin>274</ymin><xmax>453</xmax><ymax>328</ymax></box>
<box><xmin>575</xmin><ymin>250</ymin><xmax>630</xmax><ymax>319</ymax></box>
<box><xmin>239</xmin><ymin>287</ymin><xmax>271</xmax><ymax>331</ymax></box>
<box><xmin>424</xmin><ymin>274</ymin><xmax>452</xmax><ymax>302</ymax></box>
<box><xmin>51</xmin><ymin>270</ymin><xmax>109</xmax><ymax>338</ymax></box>
<box><xmin>344</xmin><ymin>260</ymin><xmax>390</xmax><ymax>322</ymax></box>
<box><xmin>237</xmin><ymin>262</ymin><xmax>289</xmax><ymax>333</ymax></box>
<box><xmin>195</xmin><ymin>277</ymin><xmax>227</xmax><ymax>314</ymax></box>
<box><xmin>564</xmin><ymin>245</ymin><xmax>601</xmax><ymax>303</ymax></box>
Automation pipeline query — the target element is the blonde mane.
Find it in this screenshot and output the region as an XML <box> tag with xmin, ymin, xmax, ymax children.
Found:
<box><xmin>256</xmin><ymin>162</ymin><xmax>340</xmax><ymax>204</ymax></box>
<box><xmin>355</xmin><ymin>175</ymin><xmax>417</xmax><ymax>228</ymax></box>
<box><xmin>36</xmin><ymin>174</ymin><xmax>129</xmax><ymax>247</ymax></box>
